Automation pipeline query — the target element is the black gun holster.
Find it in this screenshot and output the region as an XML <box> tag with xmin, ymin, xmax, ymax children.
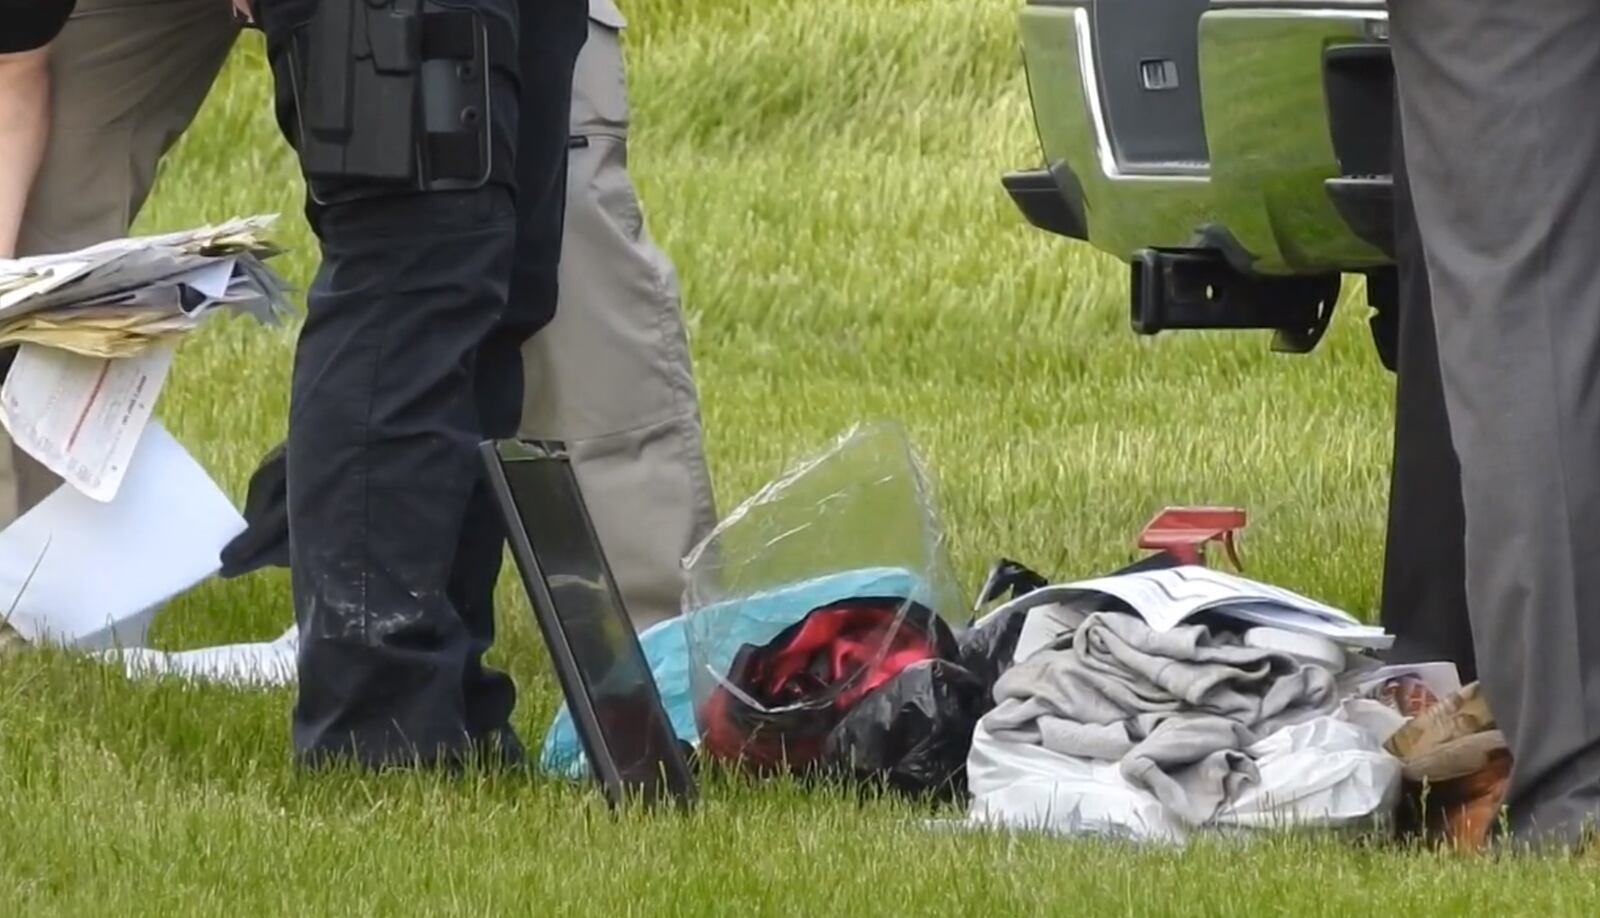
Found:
<box><xmin>282</xmin><ymin>0</ymin><xmax>502</xmax><ymax>204</ymax></box>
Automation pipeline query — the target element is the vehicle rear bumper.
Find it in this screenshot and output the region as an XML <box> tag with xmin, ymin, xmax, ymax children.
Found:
<box><xmin>1015</xmin><ymin>0</ymin><xmax>1392</xmax><ymax>276</ymax></box>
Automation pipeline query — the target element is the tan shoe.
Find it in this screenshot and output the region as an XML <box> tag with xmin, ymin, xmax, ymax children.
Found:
<box><xmin>1401</xmin><ymin>729</ymin><xmax>1508</xmax><ymax>784</ymax></box>
<box><xmin>1386</xmin><ymin>681</ymin><xmax>1499</xmax><ymax>770</ymax></box>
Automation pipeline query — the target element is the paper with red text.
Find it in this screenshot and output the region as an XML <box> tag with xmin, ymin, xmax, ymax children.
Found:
<box><xmin>0</xmin><ymin>340</ymin><xmax>176</xmax><ymax>502</ymax></box>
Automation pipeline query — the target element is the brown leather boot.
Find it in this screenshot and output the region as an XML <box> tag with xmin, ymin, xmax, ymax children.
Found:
<box><xmin>1430</xmin><ymin>748</ymin><xmax>1512</xmax><ymax>851</ymax></box>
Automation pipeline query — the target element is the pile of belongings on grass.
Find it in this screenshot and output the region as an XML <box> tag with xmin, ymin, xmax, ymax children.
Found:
<box><xmin>82</xmin><ymin>416</ymin><xmax>1505</xmax><ymax>847</ymax></box>
<box><xmin>541</xmin><ymin>423</ymin><xmax>1494</xmax><ymax>845</ymax></box>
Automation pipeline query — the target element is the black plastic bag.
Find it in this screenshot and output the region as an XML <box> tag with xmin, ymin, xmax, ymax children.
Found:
<box><xmin>955</xmin><ymin>605</ymin><xmax>1031</xmax><ymax>694</ymax></box>
<box><xmin>822</xmin><ymin>658</ymin><xmax>989</xmax><ymax>801</ymax></box>
<box><xmin>952</xmin><ymin>558</ymin><xmax>1047</xmax><ymax>691</ymax></box>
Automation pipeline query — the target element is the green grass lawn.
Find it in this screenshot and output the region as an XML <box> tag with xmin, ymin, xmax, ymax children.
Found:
<box><xmin>5</xmin><ymin>0</ymin><xmax>1597</xmax><ymax>913</ymax></box>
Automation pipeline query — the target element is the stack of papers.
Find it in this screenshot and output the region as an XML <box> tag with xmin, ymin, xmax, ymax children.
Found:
<box><xmin>0</xmin><ymin>216</ymin><xmax>291</xmax><ymax>502</ymax></box>
<box><xmin>1055</xmin><ymin>566</ymin><xmax>1393</xmax><ymax>649</ymax></box>
<box><xmin>0</xmin><ymin>215</ymin><xmax>290</xmax><ymax>359</ymax></box>
<box><xmin>0</xmin><ymin>217</ymin><xmax>290</xmax><ymax>652</ymax></box>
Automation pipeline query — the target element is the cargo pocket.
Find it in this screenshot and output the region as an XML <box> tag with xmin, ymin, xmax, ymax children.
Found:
<box><xmin>584</xmin><ymin>135</ymin><xmax>645</xmax><ymax>243</ymax></box>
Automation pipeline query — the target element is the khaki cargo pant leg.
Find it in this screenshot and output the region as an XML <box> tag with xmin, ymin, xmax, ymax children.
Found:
<box><xmin>0</xmin><ymin>0</ymin><xmax>236</xmax><ymax>530</ymax></box>
<box><xmin>519</xmin><ymin>8</ymin><xmax>718</xmax><ymax>630</ymax></box>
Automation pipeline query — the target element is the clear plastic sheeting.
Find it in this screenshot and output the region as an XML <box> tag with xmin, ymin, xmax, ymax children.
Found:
<box><xmin>681</xmin><ymin>422</ymin><xmax>964</xmax><ymax>772</ymax></box>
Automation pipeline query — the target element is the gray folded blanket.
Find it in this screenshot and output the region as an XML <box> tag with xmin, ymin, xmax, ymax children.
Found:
<box><xmin>983</xmin><ymin>611</ymin><xmax>1339</xmax><ymax>825</ymax></box>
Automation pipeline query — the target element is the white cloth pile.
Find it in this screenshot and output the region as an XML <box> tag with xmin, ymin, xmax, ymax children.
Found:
<box><xmin>967</xmin><ymin>703</ymin><xmax>1400</xmax><ymax>844</ymax></box>
<box><xmin>963</xmin><ymin>569</ymin><xmax>1404</xmax><ymax>844</ymax></box>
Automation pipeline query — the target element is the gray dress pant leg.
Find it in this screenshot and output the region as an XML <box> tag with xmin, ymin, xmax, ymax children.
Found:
<box><xmin>1391</xmin><ymin>0</ymin><xmax>1600</xmax><ymax>845</ymax></box>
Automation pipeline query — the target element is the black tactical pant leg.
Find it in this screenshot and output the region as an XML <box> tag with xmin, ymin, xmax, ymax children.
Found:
<box><xmin>259</xmin><ymin>0</ymin><xmax>586</xmax><ymax>769</ymax></box>
<box><xmin>288</xmin><ymin>187</ymin><xmax>519</xmax><ymax>769</ymax></box>
<box><xmin>451</xmin><ymin>0</ymin><xmax>588</xmax><ymax>759</ymax></box>
<box><xmin>1379</xmin><ymin>87</ymin><xmax>1475</xmax><ymax>683</ymax></box>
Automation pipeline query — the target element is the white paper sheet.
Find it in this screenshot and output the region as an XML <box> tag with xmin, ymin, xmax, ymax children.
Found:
<box><xmin>0</xmin><ymin>259</ymin><xmax>93</xmax><ymax>312</ymax></box>
<box><xmin>1213</xmin><ymin>606</ymin><xmax>1391</xmax><ymax>649</ymax></box>
<box><xmin>1061</xmin><ymin>566</ymin><xmax>1355</xmax><ymax>628</ymax></box>
<box><xmin>0</xmin><ymin>340</ymin><xmax>176</xmax><ymax>501</ymax></box>
<box><xmin>1056</xmin><ymin>566</ymin><xmax>1392</xmax><ymax>649</ymax></box>
<box><xmin>1349</xmin><ymin>661</ymin><xmax>1463</xmax><ymax>701</ymax></box>
<box><xmin>0</xmin><ymin>423</ymin><xmax>245</xmax><ymax>649</ymax></box>
<box><xmin>182</xmin><ymin>258</ymin><xmax>236</xmax><ymax>301</ymax></box>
